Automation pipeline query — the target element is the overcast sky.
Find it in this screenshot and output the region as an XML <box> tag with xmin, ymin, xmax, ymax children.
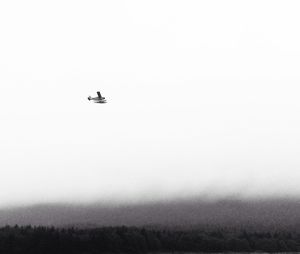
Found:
<box><xmin>1</xmin><ymin>0</ymin><xmax>300</xmax><ymax>207</ymax></box>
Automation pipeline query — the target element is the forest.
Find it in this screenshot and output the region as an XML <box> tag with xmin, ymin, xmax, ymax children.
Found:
<box><xmin>0</xmin><ymin>225</ymin><xmax>300</xmax><ymax>253</ymax></box>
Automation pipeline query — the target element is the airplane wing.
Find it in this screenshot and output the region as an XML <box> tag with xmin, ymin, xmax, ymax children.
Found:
<box><xmin>97</xmin><ymin>91</ymin><xmax>102</xmax><ymax>98</ymax></box>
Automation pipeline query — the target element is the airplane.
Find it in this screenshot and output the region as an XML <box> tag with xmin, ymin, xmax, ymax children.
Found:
<box><xmin>88</xmin><ymin>91</ymin><xmax>107</xmax><ymax>103</ymax></box>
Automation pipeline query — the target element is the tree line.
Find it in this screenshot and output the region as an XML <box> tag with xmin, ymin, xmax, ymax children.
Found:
<box><xmin>0</xmin><ymin>225</ymin><xmax>299</xmax><ymax>253</ymax></box>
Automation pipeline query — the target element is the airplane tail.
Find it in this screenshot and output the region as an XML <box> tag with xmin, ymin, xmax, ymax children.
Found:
<box><xmin>88</xmin><ymin>96</ymin><xmax>91</xmax><ymax>100</ymax></box>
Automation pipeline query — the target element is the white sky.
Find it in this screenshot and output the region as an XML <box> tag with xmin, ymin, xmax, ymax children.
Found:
<box><xmin>1</xmin><ymin>0</ymin><xmax>300</xmax><ymax>207</ymax></box>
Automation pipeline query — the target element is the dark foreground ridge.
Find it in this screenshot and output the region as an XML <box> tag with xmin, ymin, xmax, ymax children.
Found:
<box><xmin>0</xmin><ymin>225</ymin><xmax>300</xmax><ymax>253</ymax></box>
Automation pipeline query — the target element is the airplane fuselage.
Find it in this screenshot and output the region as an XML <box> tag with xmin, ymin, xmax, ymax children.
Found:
<box><xmin>88</xmin><ymin>92</ymin><xmax>107</xmax><ymax>103</ymax></box>
<box><xmin>88</xmin><ymin>96</ymin><xmax>106</xmax><ymax>103</ymax></box>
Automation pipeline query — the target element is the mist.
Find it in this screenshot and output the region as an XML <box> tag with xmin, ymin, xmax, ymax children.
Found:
<box><xmin>1</xmin><ymin>0</ymin><xmax>300</xmax><ymax>207</ymax></box>
<box><xmin>1</xmin><ymin>198</ymin><xmax>300</xmax><ymax>230</ymax></box>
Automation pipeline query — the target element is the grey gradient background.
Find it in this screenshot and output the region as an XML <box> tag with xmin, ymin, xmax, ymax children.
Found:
<box><xmin>1</xmin><ymin>0</ymin><xmax>300</xmax><ymax>207</ymax></box>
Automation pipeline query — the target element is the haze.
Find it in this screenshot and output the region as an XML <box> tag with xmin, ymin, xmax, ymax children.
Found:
<box><xmin>1</xmin><ymin>0</ymin><xmax>300</xmax><ymax>207</ymax></box>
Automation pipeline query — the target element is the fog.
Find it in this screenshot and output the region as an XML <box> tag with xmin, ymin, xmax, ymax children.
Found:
<box><xmin>2</xmin><ymin>199</ymin><xmax>300</xmax><ymax>229</ymax></box>
<box><xmin>1</xmin><ymin>1</ymin><xmax>300</xmax><ymax>207</ymax></box>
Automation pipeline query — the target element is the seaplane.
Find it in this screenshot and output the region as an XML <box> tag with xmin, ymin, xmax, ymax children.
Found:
<box><xmin>88</xmin><ymin>91</ymin><xmax>107</xmax><ymax>103</ymax></box>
